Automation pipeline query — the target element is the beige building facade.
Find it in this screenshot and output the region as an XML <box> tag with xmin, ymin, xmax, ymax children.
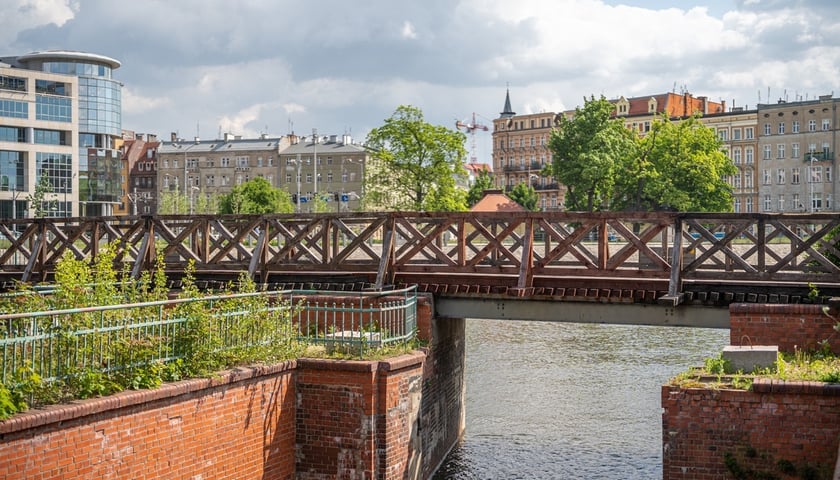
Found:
<box><xmin>0</xmin><ymin>65</ymin><xmax>79</xmax><ymax>218</ymax></box>
<box><xmin>700</xmin><ymin>108</ymin><xmax>759</xmax><ymax>213</ymax></box>
<box><xmin>757</xmin><ymin>95</ymin><xmax>839</xmax><ymax>213</ymax></box>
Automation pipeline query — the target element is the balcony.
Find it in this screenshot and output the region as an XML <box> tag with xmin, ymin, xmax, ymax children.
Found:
<box><xmin>803</xmin><ymin>152</ymin><xmax>834</xmax><ymax>162</ymax></box>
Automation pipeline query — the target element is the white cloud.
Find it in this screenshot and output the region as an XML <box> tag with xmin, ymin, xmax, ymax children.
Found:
<box><xmin>401</xmin><ymin>21</ymin><xmax>418</xmax><ymax>39</ymax></box>
<box><xmin>0</xmin><ymin>0</ymin><xmax>76</xmax><ymax>46</ymax></box>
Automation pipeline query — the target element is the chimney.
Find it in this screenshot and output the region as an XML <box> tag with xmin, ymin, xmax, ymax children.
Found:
<box><xmin>342</xmin><ymin>134</ymin><xmax>352</xmax><ymax>145</ymax></box>
<box><xmin>224</xmin><ymin>132</ymin><xmax>234</xmax><ymax>142</ymax></box>
<box><xmin>329</xmin><ymin>134</ymin><xmax>337</xmax><ymax>143</ymax></box>
<box><xmin>170</xmin><ymin>132</ymin><xmax>177</xmax><ymax>142</ymax></box>
<box><xmin>194</xmin><ymin>136</ymin><xmax>200</xmax><ymax>144</ymax></box>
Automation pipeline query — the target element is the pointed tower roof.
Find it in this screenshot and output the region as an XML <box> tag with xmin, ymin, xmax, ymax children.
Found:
<box><xmin>500</xmin><ymin>88</ymin><xmax>515</xmax><ymax>118</ymax></box>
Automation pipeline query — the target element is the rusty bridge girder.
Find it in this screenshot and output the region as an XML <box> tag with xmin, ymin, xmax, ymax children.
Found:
<box><xmin>1</xmin><ymin>212</ymin><xmax>839</xmax><ymax>303</ymax></box>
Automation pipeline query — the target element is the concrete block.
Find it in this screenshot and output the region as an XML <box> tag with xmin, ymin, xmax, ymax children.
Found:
<box><xmin>722</xmin><ymin>345</ymin><xmax>778</xmax><ymax>373</ymax></box>
<box><xmin>324</xmin><ymin>330</ymin><xmax>382</xmax><ymax>354</ymax></box>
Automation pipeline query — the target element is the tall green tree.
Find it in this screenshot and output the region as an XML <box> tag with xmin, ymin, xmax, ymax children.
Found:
<box><xmin>618</xmin><ymin>115</ymin><xmax>736</xmax><ymax>212</ymax></box>
<box><xmin>507</xmin><ymin>182</ymin><xmax>539</xmax><ymax>211</ymax></box>
<box><xmin>364</xmin><ymin>105</ymin><xmax>468</xmax><ymax>211</ymax></box>
<box><xmin>466</xmin><ymin>169</ymin><xmax>495</xmax><ymax>207</ymax></box>
<box><xmin>218</xmin><ymin>177</ymin><xmax>294</xmax><ymax>214</ymax></box>
<box><xmin>27</xmin><ymin>175</ymin><xmax>55</xmax><ymax>217</ymax></box>
<box><xmin>547</xmin><ymin>95</ymin><xmax>638</xmax><ymax>212</ymax></box>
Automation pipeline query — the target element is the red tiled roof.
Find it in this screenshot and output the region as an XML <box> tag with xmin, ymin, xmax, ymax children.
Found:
<box><xmin>470</xmin><ymin>191</ymin><xmax>525</xmax><ymax>212</ymax></box>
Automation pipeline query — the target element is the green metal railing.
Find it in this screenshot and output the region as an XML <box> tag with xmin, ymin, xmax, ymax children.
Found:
<box><xmin>0</xmin><ymin>286</ymin><xmax>418</xmax><ymax>385</ymax></box>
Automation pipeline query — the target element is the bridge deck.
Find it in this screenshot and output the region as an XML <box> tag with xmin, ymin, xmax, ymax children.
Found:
<box><xmin>1</xmin><ymin>212</ymin><xmax>839</xmax><ymax>304</ymax></box>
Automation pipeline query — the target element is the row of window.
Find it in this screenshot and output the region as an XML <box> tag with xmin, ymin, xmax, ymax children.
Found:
<box><xmin>0</xmin><ymin>74</ymin><xmax>26</xmax><ymax>92</ymax></box>
<box><xmin>284</xmin><ymin>172</ymin><xmax>358</xmax><ymax>184</ymax></box>
<box><xmin>760</xmin><ymin>166</ymin><xmax>832</xmax><ymax>185</ymax></box>
<box><xmin>35</xmin><ymin>95</ymin><xmax>72</xmax><ymax>122</ymax></box>
<box><xmin>762</xmin><ymin>119</ymin><xmax>831</xmax><ymax>136</ymax></box>
<box><xmin>760</xmin><ymin>143</ymin><xmax>832</xmax><ymax>160</ymax></box>
<box><xmin>763</xmin><ymin>193</ymin><xmax>831</xmax><ymax>212</ymax></box>
<box><xmin>497</xmin><ymin>136</ymin><xmax>549</xmax><ymax>149</ymax></box>
<box><xmin>717</xmin><ymin>127</ymin><xmax>755</xmax><ymax>141</ymax></box>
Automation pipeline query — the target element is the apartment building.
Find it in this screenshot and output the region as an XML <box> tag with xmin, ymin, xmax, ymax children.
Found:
<box><xmin>122</xmin><ymin>132</ymin><xmax>159</xmax><ymax>214</ymax></box>
<box><xmin>492</xmin><ymin>89</ymin><xmax>562</xmax><ymax>210</ymax></box>
<box><xmin>613</xmin><ymin>92</ymin><xmax>725</xmax><ymax>136</ymax></box>
<box><xmin>277</xmin><ymin>133</ymin><xmax>366</xmax><ymax>213</ymax></box>
<box><xmin>157</xmin><ymin>133</ymin><xmax>290</xmax><ymax>213</ymax></box>
<box><xmin>700</xmin><ymin>108</ymin><xmax>759</xmax><ymax>213</ymax></box>
<box><xmin>757</xmin><ymin>95</ymin><xmax>839</xmax><ymax>213</ymax></box>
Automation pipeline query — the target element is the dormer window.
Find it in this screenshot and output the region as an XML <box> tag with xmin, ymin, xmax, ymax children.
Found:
<box><xmin>648</xmin><ymin>97</ymin><xmax>658</xmax><ymax>114</ymax></box>
<box><xmin>616</xmin><ymin>97</ymin><xmax>629</xmax><ymax>116</ymax></box>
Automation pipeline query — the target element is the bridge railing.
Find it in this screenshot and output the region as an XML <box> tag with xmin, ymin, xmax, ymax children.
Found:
<box><xmin>0</xmin><ymin>286</ymin><xmax>418</xmax><ymax>387</ymax></box>
<box><xmin>1</xmin><ymin>212</ymin><xmax>839</xmax><ymax>297</ymax></box>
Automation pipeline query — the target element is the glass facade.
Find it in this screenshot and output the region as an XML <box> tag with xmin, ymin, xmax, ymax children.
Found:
<box><xmin>34</xmin><ymin>129</ymin><xmax>69</xmax><ymax>145</ymax></box>
<box><xmin>0</xmin><ymin>99</ymin><xmax>28</xmax><ymax>119</ymax></box>
<box><xmin>36</xmin><ymin>152</ymin><xmax>73</xmax><ymax>193</ymax></box>
<box><xmin>43</xmin><ymin>61</ymin><xmax>112</xmax><ymax>79</ymax></box>
<box><xmin>36</xmin><ymin>95</ymin><xmax>72</xmax><ymax>122</ymax></box>
<box><xmin>0</xmin><ymin>126</ymin><xmax>25</xmax><ymax>143</ymax></box>
<box><xmin>0</xmin><ymin>74</ymin><xmax>26</xmax><ymax>92</ymax></box>
<box><xmin>0</xmin><ymin>150</ymin><xmax>25</xmax><ymax>191</ymax></box>
<box><xmin>78</xmin><ymin>77</ymin><xmax>121</xmax><ymax>136</ymax></box>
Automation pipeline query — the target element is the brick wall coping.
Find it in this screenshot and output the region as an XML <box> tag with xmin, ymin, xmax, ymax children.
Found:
<box><xmin>0</xmin><ymin>360</ymin><xmax>297</xmax><ymax>436</ymax></box>
<box><xmin>297</xmin><ymin>351</ymin><xmax>426</xmax><ymax>373</ymax></box>
<box><xmin>752</xmin><ymin>378</ymin><xmax>840</xmax><ymax>395</ymax></box>
<box><xmin>729</xmin><ymin>303</ymin><xmax>825</xmax><ymax>314</ymax></box>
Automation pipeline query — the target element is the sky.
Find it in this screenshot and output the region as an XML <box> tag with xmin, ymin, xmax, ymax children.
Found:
<box><xmin>3</xmin><ymin>0</ymin><xmax>839</xmax><ymax>164</ymax></box>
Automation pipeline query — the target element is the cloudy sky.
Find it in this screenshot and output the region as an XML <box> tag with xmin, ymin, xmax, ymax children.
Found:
<box><xmin>3</xmin><ymin>0</ymin><xmax>839</xmax><ymax>163</ymax></box>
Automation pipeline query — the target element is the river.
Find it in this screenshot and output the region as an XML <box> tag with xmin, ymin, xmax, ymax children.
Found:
<box><xmin>433</xmin><ymin>318</ymin><xmax>729</xmax><ymax>479</ymax></box>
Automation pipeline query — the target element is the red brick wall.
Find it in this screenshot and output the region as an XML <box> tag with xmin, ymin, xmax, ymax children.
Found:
<box><xmin>0</xmin><ymin>294</ymin><xmax>463</xmax><ymax>480</ymax></box>
<box><xmin>295</xmin><ymin>353</ymin><xmax>426</xmax><ymax>480</ymax></box>
<box><xmin>0</xmin><ymin>362</ymin><xmax>297</xmax><ymax>480</ymax></box>
<box><xmin>729</xmin><ymin>303</ymin><xmax>840</xmax><ymax>354</ymax></box>
<box><xmin>662</xmin><ymin>381</ymin><xmax>840</xmax><ymax>479</ymax></box>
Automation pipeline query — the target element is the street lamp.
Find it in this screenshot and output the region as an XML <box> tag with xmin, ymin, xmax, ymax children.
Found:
<box><xmin>190</xmin><ymin>186</ymin><xmax>199</xmax><ymax>214</ymax></box>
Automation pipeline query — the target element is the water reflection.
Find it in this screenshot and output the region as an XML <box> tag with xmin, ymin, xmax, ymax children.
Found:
<box><xmin>433</xmin><ymin>319</ymin><xmax>728</xmax><ymax>479</ymax></box>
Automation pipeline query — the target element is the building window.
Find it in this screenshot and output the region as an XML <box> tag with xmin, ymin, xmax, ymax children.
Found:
<box><xmin>808</xmin><ymin>120</ymin><xmax>816</xmax><ymax>132</ymax></box>
<box><xmin>746</xmin><ymin>147</ymin><xmax>754</xmax><ymax>164</ymax></box>
<box><xmin>792</xmin><ymin>143</ymin><xmax>800</xmax><ymax>158</ymax></box>
<box><xmin>0</xmin><ymin>99</ymin><xmax>28</xmax><ymax>119</ymax></box>
<box><xmin>732</xmin><ymin>148</ymin><xmax>741</xmax><ymax>164</ymax></box>
<box><xmin>778</xmin><ymin>194</ymin><xmax>785</xmax><ymax>212</ymax></box>
<box><xmin>778</xmin><ymin>122</ymin><xmax>785</xmax><ymax>135</ymax></box>
<box><xmin>643</xmin><ymin>121</ymin><xmax>650</xmax><ymax>133</ymax></box>
<box><xmin>791</xmin><ymin>167</ymin><xmax>800</xmax><ymax>184</ymax></box>
<box><xmin>306</xmin><ymin>173</ymin><xmax>312</xmax><ymax>183</ymax></box>
<box><xmin>777</xmin><ymin>168</ymin><xmax>785</xmax><ymax>184</ymax></box>
<box><xmin>764</xmin><ymin>123</ymin><xmax>771</xmax><ymax>135</ymax></box>
<box><xmin>746</xmin><ymin>197</ymin><xmax>754</xmax><ymax>213</ymax></box>
<box><xmin>35</xmin><ymin>95</ymin><xmax>71</xmax><ymax>122</ymax></box>
<box><xmin>763</xmin><ymin>145</ymin><xmax>771</xmax><ymax>160</ymax></box>
<box><xmin>826</xmin><ymin>166</ymin><xmax>832</xmax><ymax>183</ymax></box>
<box><xmin>285</xmin><ymin>174</ymin><xmax>292</xmax><ymax>183</ymax></box>
<box><xmin>762</xmin><ymin>169</ymin><xmax>771</xmax><ymax>185</ymax></box>
<box><xmin>812</xmin><ymin>192</ymin><xmax>823</xmax><ymax>211</ymax></box>
<box><xmin>792</xmin><ymin>120</ymin><xmax>800</xmax><ymax>133</ymax></box>
<box><xmin>745</xmin><ymin>170</ymin><xmax>754</xmax><ymax>189</ymax></box>
<box><xmin>734</xmin><ymin>173</ymin><xmax>742</xmax><ymax>189</ymax></box>
<box><xmin>732</xmin><ymin>128</ymin><xmax>741</xmax><ymax>140</ymax></box>
<box><xmin>221</xmin><ymin>157</ymin><xmax>230</xmax><ymax>167</ymax></box>
<box><xmin>718</xmin><ymin>129</ymin><xmax>728</xmax><ymax>141</ymax></box>
<box><xmin>810</xmin><ymin>166</ymin><xmax>822</xmax><ymax>183</ymax></box>
<box><xmin>777</xmin><ymin>144</ymin><xmax>785</xmax><ymax>159</ymax></box>
<box><xmin>0</xmin><ymin>126</ymin><xmax>25</xmax><ymax>143</ymax></box>
<box><xmin>745</xmin><ymin>127</ymin><xmax>754</xmax><ymax>139</ymax></box>
<box><xmin>0</xmin><ymin>74</ymin><xmax>26</xmax><ymax>92</ymax></box>
<box><xmin>793</xmin><ymin>193</ymin><xmax>800</xmax><ymax>210</ymax></box>
<box><xmin>822</xmin><ymin>119</ymin><xmax>830</xmax><ymax>131</ymax></box>
<box><xmin>763</xmin><ymin>195</ymin><xmax>771</xmax><ymax>211</ymax></box>
<box><xmin>734</xmin><ymin>198</ymin><xmax>741</xmax><ymax>213</ymax></box>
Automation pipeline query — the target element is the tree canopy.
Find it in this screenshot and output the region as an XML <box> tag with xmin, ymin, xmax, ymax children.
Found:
<box><xmin>218</xmin><ymin>177</ymin><xmax>294</xmax><ymax>214</ymax></box>
<box><xmin>364</xmin><ymin>105</ymin><xmax>468</xmax><ymax>211</ymax></box>
<box><xmin>507</xmin><ymin>182</ymin><xmax>539</xmax><ymax>211</ymax></box>
<box><xmin>547</xmin><ymin>95</ymin><xmax>736</xmax><ymax>212</ymax></box>
<box><xmin>466</xmin><ymin>169</ymin><xmax>495</xmax><ymax>207</ymax></box>
<box><xmin>546</xmin><ymin>95</ymin><xmax>638</xmax><ymax>212</ymax></box>
<box><xmin>621</xmin><ymin>115</ymin><xmax>736</xmax><ymax>212</ymax></box>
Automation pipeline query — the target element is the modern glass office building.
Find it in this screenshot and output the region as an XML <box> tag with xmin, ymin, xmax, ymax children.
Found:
<box><xmin>0</xmin><ymin>50</ymin><xmax>123</xmax><ymax>217</ymax></box>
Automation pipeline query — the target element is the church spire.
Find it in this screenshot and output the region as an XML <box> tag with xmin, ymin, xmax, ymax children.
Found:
<box><xmin>500</xmin><ymin>87</ymin><xmax>515</xmax><ymax>118</ymax></box>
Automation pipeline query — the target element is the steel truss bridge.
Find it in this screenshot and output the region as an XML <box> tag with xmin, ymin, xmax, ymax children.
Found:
<box><xmin>1</xmin><ymin>212</ymin><xmax>839</xmax><ymax>307</ymax></box>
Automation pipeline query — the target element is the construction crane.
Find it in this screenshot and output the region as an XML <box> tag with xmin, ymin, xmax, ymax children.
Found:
<box><xmin>455</xmin><ymin>112</ymin><xmax>489</xmax><ymax>163</ymax></box>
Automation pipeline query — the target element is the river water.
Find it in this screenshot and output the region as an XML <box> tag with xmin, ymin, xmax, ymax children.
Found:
<box><xmin>433</xmin><ymin>318</ymin><xmax>729</xmax><ymax>479</ymax></box>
